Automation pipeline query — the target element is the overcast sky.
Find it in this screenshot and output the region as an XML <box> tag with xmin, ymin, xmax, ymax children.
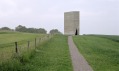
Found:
<box><xmin>0</xmin><ymin>0</ymin><xmax>119</xmax><ymax>35</ymax></box>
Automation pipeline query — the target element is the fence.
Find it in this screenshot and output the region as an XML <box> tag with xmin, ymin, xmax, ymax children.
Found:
<box><xmin>0</xmin><ymin>35</ymin><xmax>53</xmax><ymax>63</ymax></box>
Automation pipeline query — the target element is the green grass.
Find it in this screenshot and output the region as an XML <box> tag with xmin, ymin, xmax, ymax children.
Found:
<box><xmin>0</xmin><ymin>34</ymin><xmax>72</xmax><ymax>71</ymax></box>
<box><xmin>73</xmin><ymin>35</ymin><xmax>119</xmax><ymax>71</ymax></box>
<box><xmin>92</xmin><ymin>35</ymin><xmax>119</xmax><ymax>42</ymax></box>
<box><xmin>23</xmin><ymin>35</ymin><xmax>73</xmax><ymax>71</ymax></box>
<box><xmin>0</xmin><ymin>31</ymin><xmax>46</xmax><ymax>63</ymax></box>
<box><xmin>0</xmin><ymin>31</ymin><xmax>44</xmax><ymax>45</ymax></box>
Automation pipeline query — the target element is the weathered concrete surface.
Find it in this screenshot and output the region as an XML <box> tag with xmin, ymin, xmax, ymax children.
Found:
<box><xmin>64</xmin><ymin>11</ymin><xmax>80</xmax><ymax>35</ymax></box>
<box><xmin>68</xmin><ymin>36</ymin><xmax>93</xmax><ymax>71</ymax></box>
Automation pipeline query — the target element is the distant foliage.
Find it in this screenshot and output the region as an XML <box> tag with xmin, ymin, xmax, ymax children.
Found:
<box><xmin>49</xmin><ymin>29</ymin><xmax>62</xmax><ymax>34</ymax></box>
<box><xmin>0</xmin><ymin>27</ymin><xmax>11</xmax><ymax>31</ymax></box>
<box><xmin>15</xmin><ymin>25</ymin><xmax>27</xmax><ymax>32</ymax></box>
<box><xmin>15</xmin><ymin>25</ymin><xmax>47</xmax><ymax>34</ymax></box>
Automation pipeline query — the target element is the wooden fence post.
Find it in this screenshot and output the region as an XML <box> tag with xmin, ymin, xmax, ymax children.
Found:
<box><xmin>35</xmin><ymin>38</ymin><xmax>36</xmax><ymax>48</ymax></box>
<box><xmin>15</xmin><ymin>42</ymin><xmax>18</xmax><ymax>53</ymax></box>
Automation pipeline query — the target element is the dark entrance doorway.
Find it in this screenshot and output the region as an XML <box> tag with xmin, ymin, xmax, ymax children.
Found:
<box><xmin>75</xmin><ymin>29</ymin><xmax>78</xmax><ymax>35</ymax></box>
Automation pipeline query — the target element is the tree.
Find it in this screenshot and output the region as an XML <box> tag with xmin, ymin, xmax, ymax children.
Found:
<box><xmin>15</xmin><ymin>25</ymin><xmax>27</xmax><ymax>32</ymax></box>
<box><xmin>49</xmin><ymin>29</ymin><xmax>62</xmax><ymax>34</ymax></box>
<box><xmin>0</xmin><ymin>27</ymin><xmax>11</xmax><ymax>30</ymax></box>
<box><xmin>15</xmin><ymin>25</ymin><xmax>47</xmax><ymax>34</ymax></box>
<box><xmin>37</xmin><ymin>28</ymin><xmax>47</xmax><ymax>34</ymax></box>
<box><xmin>27</xmin><ymin>28</ymin><xmax>35</xmax><ymax>33</ymax></box>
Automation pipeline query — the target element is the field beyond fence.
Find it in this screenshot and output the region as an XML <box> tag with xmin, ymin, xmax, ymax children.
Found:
<box><xmin>0</xmin><ymin>32</ymin><xmax>53</xmax><ymax>64</ymax></box>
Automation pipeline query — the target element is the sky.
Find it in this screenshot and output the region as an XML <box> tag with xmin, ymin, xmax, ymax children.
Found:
<box><xmin>0</xmin><ymin>0</ymin><xmax>119</xmax><ymax>35</ymax></box>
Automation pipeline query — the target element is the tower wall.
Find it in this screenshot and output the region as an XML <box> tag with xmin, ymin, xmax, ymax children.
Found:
<box><xmin>64</xmin><ymin>11</ymin><xmax>80</xmax><ymax>35</ymax></box>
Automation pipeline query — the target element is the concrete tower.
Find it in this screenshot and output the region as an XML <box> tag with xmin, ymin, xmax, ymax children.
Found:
<box><xmin>64</xmin><ymin>11</ymin><xmax>80</xmax><ymax>35</ymax></box>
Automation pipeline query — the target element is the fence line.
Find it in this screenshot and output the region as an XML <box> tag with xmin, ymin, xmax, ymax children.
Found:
<box><xmin>0</xmin><ymin>34</ymin><xmax>53</xmax><ymax>63</ymax></box>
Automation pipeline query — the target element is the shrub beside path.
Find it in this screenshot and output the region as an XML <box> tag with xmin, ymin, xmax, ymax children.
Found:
<box><xmin>68</xmin><ymin>36</ymin><xmax>93</xmax><ymax>71</ymax></box>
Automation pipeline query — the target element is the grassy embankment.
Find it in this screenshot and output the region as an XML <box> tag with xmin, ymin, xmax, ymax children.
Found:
<box><xmin>73</xmin><ymin>35</ymin><xmax>119</xmax><ymax>71</ymax></box>
<box><xmin>93</xmin><ymin>35</ymin><xmax>119</xmax><ymax>42</ymax></box>
<box><xmin>0</xmin><ymin>32</ymin><xmax>73</xmax><ymax>71</ymax></box>
<box><xmin>0</xmin><ymin>31</ymin><xmax>48</xmax><ymax>70</ymax></box>
<box><xmin>0</xmin><ymin>31</ymin><xmax>45</xmax><ymax>61</ymax></box>
<box><xmin>22</xmin><ymin>35</ymin><xmax>73</xmax><ymax>71</ymax></box>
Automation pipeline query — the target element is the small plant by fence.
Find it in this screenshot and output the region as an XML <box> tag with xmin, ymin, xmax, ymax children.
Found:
<box><xmin>0</xmin><ymin>35</ymin><xmax>53</xmax><ymax>63</ymax></box>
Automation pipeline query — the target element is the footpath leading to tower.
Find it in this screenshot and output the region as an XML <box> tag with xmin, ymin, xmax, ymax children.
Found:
<box><xmin>68</xmin><ymin>36</ymin><xmax>93</xmax><ymax>71</ymax></box>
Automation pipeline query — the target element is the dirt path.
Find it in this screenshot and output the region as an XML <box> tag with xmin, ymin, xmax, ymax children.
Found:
<box><xmin>68</xmin><ymin>36</ymin><xmax>93</xmax><ymax>71</ymax></box>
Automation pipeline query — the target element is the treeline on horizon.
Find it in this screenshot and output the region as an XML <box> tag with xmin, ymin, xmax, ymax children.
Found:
<box><xmin>0</xmin><ymin>25</ymin><xmax>62</xmax><ymax>34</ymax></box>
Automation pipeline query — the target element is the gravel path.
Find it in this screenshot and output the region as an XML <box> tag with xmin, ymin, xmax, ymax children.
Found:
<box><xmin>68</xmin><ymin>36</ymin><xmax>93</xmax><ymax>71</ymax></box>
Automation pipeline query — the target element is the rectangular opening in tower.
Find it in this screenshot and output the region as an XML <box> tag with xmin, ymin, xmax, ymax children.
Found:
<box><xmin>75</xmin><ymin>29</ymin><xmax>78</xmax><ymax>35</ymax></box>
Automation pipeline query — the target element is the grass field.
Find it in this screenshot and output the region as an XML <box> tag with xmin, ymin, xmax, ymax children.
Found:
<box><xmin>0</xmin><ymin>31</ymin><xmax>46</xmax><ymax>63</ymax></box>
<box><xmin>0</xmin><ymin>31</ymin><xmax>44</xmax><ymax>45</ymax></box>
<box><xmin>93</xmin><ymin>35</ymin><xmax>119</xmax><ymax>42</ymax></box>
<box><xmin>0</xmin><ymin>32</ymin><xmax>72</xmax><ymax>71</ymax></box>
<box><xmin>73</xmin><ymin>35</ymin><xmax>119</xmax><ymax>71</ymax></box>
<box><xmin>1</xmin><ymin>31</ymin><xmax>119</xmax><ymax>71</ymax></box>
<box><xmin>22</xmin><ymin>35</ymin><xmax>73</xmax><ymax>71</ymax></box>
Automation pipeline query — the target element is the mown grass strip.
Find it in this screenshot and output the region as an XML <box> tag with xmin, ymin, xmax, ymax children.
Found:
<box><xmin>93</xmin><ymin>35</ymin><xmax>119</xmax><ymax>42</ymax></box>
<box><xmin>0</xmin><ymin>32</ymin><xmax>45</xmax><ymax>45</ymax></box>
<box><xmin>24</xmin><ymin>35</ymin><xmax>73</xmax><ymax>71</ymax></box>
<box><xmin>73</xmin><ymin>36</ymin><xmax>119</xmax><ymax>71</ymax></box>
